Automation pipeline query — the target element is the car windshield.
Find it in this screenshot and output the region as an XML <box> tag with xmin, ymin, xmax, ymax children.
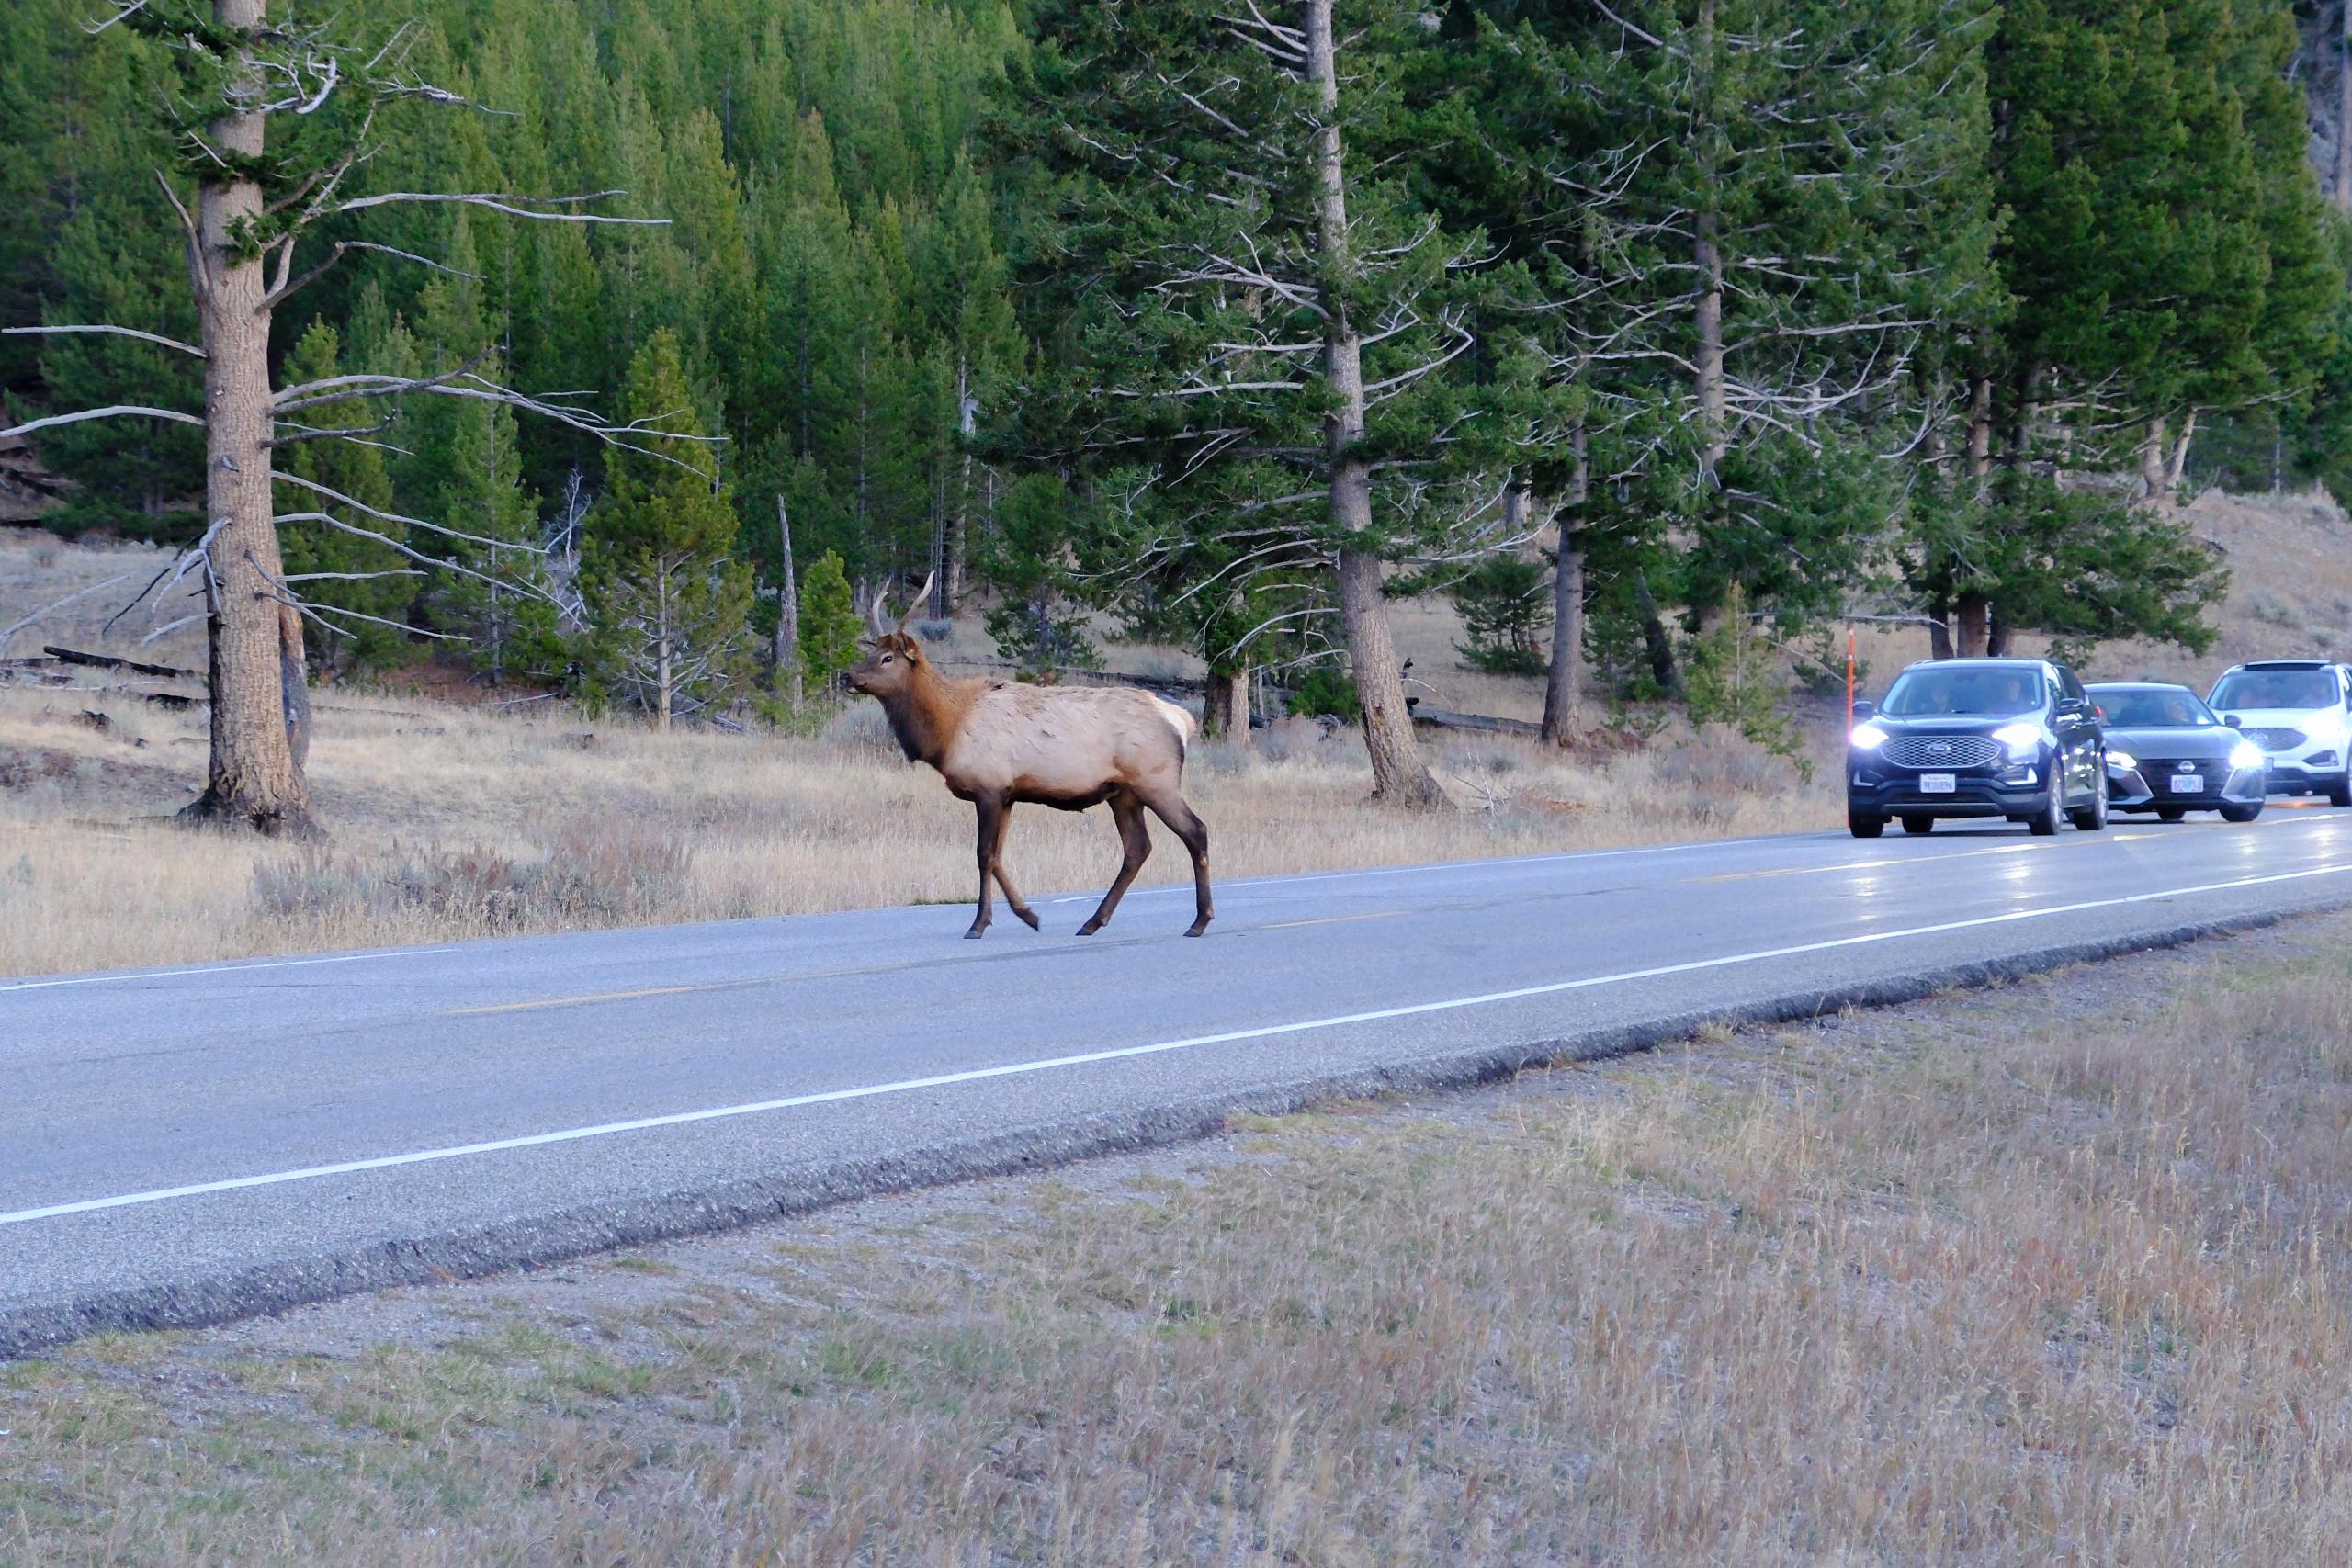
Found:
<box><xmin>1879</xmin><ymin>665</ymin><xmax>2046</xmax><ymax>717</ymax></box>
<box><xmin>2210</xmin><ymin>669</ymin><xmax>2340</xmax><ymax>710</ymax></box>
<box><xmin>2090</xmin><ymin>687</ymin><xmax>2216</xmax><ymax>728</ymax></box>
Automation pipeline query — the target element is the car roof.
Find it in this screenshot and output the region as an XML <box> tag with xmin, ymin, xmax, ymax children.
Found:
<box><xmin>1895</xmin><ymin>658</ymin><xmax>2046</xmax><ymax>671</ymax></box>
<box><xmin>2227</xmin><ymin>660</ymin><xmax>2338</xmax><ymax>671</ymax></box>
<box><xmin>2086</xmin><ymin>681</ymin><xmax>2197</xmax><ymax>693</ymax></box>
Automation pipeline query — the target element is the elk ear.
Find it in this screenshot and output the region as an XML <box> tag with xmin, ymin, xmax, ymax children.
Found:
<box><xmin>896</xmin><ymin>571</ymin><xmax>935</xmax><ymax>638</ymax></box>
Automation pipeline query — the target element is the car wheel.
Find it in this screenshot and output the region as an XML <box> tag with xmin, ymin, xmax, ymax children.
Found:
<box><xmin>2029</xmin><ymin>786</ymin><xmax>2062</xmax><ymax>837</ymax></box>
<box><xmin>2068</xmin><ymin>768</ymin><xmax>2108</xmax><ymax>832</ymax></box>
<box><xmin>1901</xmin><ymin>815</ymin><xmax>1934</xmax><ymax>836</ymax></box>
<box><xmin>2330</xmin><ymin>773</ymin><xmax>2351</xmax><ymax>808</ymax></box>
<box><xmin>2220</xmin><ymin>801</ymin><xmax>2264</xmax><ymax>823</ymax></box>
<box><xmin>1848</xmin><ymin>809</ymin><xmax>1884</xmax><ymax>839</ymax></box>
<box><xmin>2156</xmin><ymin>807</ymin><xmax>2187</xmax><ymax>823</ymax></box>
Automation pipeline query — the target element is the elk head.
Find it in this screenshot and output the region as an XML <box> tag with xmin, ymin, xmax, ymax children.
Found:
<box><xmin>846</xmin><ymin>572</ymin><xmax>936</xmax><ymax>700</ymax></box>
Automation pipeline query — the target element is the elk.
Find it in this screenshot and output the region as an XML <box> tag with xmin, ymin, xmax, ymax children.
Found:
<box><xmin>847</xmin><ymin>575</ymin><xmax>1214</xmax><ymax>939</ymax></box>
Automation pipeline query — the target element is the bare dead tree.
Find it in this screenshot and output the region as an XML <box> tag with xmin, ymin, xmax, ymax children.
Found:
<box><xmin>0</xmin><ymin>1</ymin><xmax>683</xmax><ymax>836</ymax></box>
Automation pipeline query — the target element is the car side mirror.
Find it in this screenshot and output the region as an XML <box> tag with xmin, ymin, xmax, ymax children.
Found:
<box><xmin>1850</xmin><ymin>698</ymin><xmax>1874</xmax><ymax>720</ymax></box>
<box><xmin>2224</xmin><ymin>714</ymin><xmax>2244</xmax><ymax>728</ymax></box>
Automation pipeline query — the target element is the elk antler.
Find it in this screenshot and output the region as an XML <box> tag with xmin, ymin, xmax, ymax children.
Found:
<box><xmin>865</xmin><ymin>584</ymin><xmax>893</xmax><ymax>640</ymax></box>
<box><xmin>898</xmin><ymin>572</ymin><xmax>936</xmax><ymax>637</ymax></box>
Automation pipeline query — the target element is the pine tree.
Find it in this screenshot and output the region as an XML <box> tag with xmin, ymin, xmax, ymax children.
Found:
<box><xmin>580</xmin><ymin>329</ymin><xmax>753</xmax><ymax>727</ymax></box>
<box><xmin>796</xmin><ymin>547</ymin><xmax>864</xmax><ymax>694</ymax></box>
<box><xmin>274</xmin><ymin>322</ymin><xmax>418</xmax><ymax>674</ymax></box>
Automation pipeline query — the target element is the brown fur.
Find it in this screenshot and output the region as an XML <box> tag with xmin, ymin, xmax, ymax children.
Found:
<box><xmin>848</xmin><ymin>585</ymin><xmax>1212</xmax><ymax>939</ymax></box>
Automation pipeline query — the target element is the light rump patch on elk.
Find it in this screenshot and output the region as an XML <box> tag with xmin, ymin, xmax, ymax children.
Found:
<box><xmin>846</xmin><ymin>575</ymin><xmax>1214</xmax><ymax>939</ymax></box>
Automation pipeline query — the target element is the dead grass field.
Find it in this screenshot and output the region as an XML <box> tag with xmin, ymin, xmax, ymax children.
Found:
<box><xmin>0</xmin><ymin>533</ymin><xmax>1838</xmax><ymax>980</ymax></box>
<box><xmin>7</xmin><ymin>911</ymin><xmax>2352</xmax><ymax>1563</ymax></box>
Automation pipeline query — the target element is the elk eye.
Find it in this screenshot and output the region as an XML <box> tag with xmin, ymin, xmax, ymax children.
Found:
<box><xmin>880</xmin><ymin>654</ymin><xmax>894</xmax><ymax>664</ymax></box>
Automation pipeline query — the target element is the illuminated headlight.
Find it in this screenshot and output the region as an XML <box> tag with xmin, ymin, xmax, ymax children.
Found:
<box><xmin>1992</xmin><ymin>720</ymin><xmax>2047</xmax><ymax>758</ymax></box>
<box><xmin>2230</xmin><ymin>740</ymin><xmax>2266</xmax><ymax>772</ymax></box>
<box><xmin>1849</xmin><ymin>721</ymin><xmax>1889</xmax><ymax>750</ymax></box>
<box><xmin>2106</xmin><ymin>749</ymin><xmax>2138</xmax><ymax>772</ymax></box>
<box><xmin>2307</xmin><ymin>715</ymin><xmax>2351</xmax><ymax>745</ymax></box>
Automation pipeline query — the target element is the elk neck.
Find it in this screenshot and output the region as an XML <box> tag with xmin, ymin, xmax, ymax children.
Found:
<box><xmin>877</xmin><ymin>663</ymin><xmax>983</xmax><ymax>769</ymax></box>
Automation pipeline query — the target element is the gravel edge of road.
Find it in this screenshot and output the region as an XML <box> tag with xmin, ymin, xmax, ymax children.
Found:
<box><xmin>7</xmin><ymin>895</ymin><xmax>2347</xmax><ymax>1359</ymax></box>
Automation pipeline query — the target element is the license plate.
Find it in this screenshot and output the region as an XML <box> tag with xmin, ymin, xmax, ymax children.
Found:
<box><xmin>1918</xmin><ymin>773</ymin><xmax>1957</xmax><ymax>794</ymax></box>
<box><xmin>2167</xmin><ymin>774</ymin><xmax>2204</xmax><ymax>794</ymax></box>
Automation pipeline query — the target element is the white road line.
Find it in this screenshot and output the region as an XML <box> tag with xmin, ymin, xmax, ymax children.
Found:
<box><xmin>0</xmin><ymin>945</ymin><xmax>460</xmax><ymax>995</ymax></box>
<box><xmin>7</xmin><ymin>858</ymin><xmax>2350</xmax><ymax>1228</ymax></box>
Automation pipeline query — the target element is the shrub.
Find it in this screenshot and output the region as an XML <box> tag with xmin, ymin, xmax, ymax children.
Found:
<box><xmin>1285</xmin><ymin>665</ymin><xmax>1361</xmax><ymax>721</ymax></box>
<box><xmin>1450</xmin><ymin>557</ymin><xmax>1552</xmax><ymax>675</ymax></box>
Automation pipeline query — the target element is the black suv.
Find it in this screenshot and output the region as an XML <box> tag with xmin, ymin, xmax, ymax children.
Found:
<box><xmin>1846</xmin><ymin>658</ymin><xmax>2108</xmax><ymax>839</ymax></box>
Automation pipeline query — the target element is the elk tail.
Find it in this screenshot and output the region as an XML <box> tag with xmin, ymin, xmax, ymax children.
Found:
<box><xmin>1152</xmin><ymin>694</ymin><xmax>1197</xmax><ymax>760</ymax></box>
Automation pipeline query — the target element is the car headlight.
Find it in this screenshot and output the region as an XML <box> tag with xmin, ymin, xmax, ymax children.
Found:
<box><xmin>1992</xmin><ymin>720</ymin><xmax>2047</xmax><ymax>758</ymax></box>
<box><xmin>2230</xmin><ymin>740</ymin><xmax>2265</xmax><ymax>772</ymax></box>
<box><xmin>2307</xmin><ymin>715</ymin><xmax>2350</xmax><ymax>745</ymax></box>
<box><xmin>1849</xmin><ymin>721</ymin><xmax>1888</xmax><ymax>750</ymax></box>
<box><xmin>2106</xmin><ymin>749</ymin><xmax>2137</xmax><ymax>772</ymax></box>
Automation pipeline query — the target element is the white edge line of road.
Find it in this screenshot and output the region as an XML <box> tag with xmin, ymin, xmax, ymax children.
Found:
<box><xmin>0</xmin><ymin>945</ymin><xmax>462</xmax><ymax>994</ymax></box>
<box><xmin>6</xmin><ymin>858</ymin><xmax>2350</xmax><ymax>1229</ymax></box>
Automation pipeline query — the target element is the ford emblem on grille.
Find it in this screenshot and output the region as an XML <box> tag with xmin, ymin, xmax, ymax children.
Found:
<box><xmin>2177</xmin><ymin>761</ymin><xmax>2195</xmax><ymax>773</ymax></box>
<box><xmin>1928</xmin><ymin>740</ymin><xmax>1951</xmax><ymax>756</ymax></box>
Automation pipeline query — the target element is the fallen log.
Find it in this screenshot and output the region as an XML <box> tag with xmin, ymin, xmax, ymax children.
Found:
<box><xmin>1410</xmin><ymin>706</ymin><xmax>1541</xmax><ymax>738</ymax></box>
<box><xmin>41</xmin><ymin>645</ymin><xmax>201</xmax><ymax>681</ymax></box>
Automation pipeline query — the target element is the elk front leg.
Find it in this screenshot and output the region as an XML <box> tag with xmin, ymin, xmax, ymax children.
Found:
<box><xmin>967</xmin><ymin>795</ymin><xmax>1003</xmax><ymax>939</ymax></box>
<box><xmin>1076</xmin><ymin>790</ymin><xmax>1153</xmax><ymax>936</ymax></box>
<box><xmin>989</xmin><ymin>801</ymin><xmax>1041</xmax><ymax>931</ymax></box>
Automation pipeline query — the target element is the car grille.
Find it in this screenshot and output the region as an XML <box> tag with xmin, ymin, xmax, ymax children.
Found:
<box><xmin>2245</xmin><ymin>728</ymin><xmax>2307</xmax><ymax>752</ymax></box>
<box><xmin>2138</xmin><ymin>758</ymin><xmax>2219</xmax><ymax>791</ymax></box>
<box><xmin>1882</xmin><ymin>734</ymin><xmax>2001</xmax><ymax>770</ymax></box>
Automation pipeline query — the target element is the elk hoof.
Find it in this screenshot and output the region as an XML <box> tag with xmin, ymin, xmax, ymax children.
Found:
<box><xmin>1075</xmin><ymin>919</ymin><xmax>1102</xmax><ymax>937</ymax></box>
<box><xmin>1015</xmin><ymin>908</ymin><xmax>1041</xmax><ymax>931</ymax></box>
<box><xmin>1184</xmin><ymin>919</ymin><xmax>1211</xmax><ymax>938</ymax></box>
<box><xmin>964</xmin><ymin>925</ymin><xmax>988</xmax><ymax>941</ymax></box>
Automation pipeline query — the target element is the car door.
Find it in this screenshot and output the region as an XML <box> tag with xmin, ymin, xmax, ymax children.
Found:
<box><xmin>2052</xmin><ymin>665</ymin><xmax>2096</xmax><ymax>794</ymax></box>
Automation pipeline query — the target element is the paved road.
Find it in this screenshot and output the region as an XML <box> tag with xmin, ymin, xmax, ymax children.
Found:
<box><xmin>8</xmin><ymin>808</ymin><xmax>2352</xmax><ymax>1352</ymax></box>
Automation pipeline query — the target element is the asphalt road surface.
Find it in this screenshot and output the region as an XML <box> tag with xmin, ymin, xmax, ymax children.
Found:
<box><xmin>9</xmin><ymin>808</ymin><xmax>2352</xmax><ymax>1353</ymax></box>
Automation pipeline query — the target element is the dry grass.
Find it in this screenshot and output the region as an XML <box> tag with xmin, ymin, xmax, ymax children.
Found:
<box><xmin>1</xmin><ymin>535</ymin><xmax>1836</xmax><ymax>980</ymax></box>
<box><xmin>8</xmin><ymin>918</ymin><xmax>2352</xmax><ymax>1563</ymax></box>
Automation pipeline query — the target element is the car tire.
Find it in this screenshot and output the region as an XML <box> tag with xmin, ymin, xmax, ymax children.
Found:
<box><xmin>2330</xmin><ymin>773</ymin><xmax>2351</xmax><ymax>808</ymax></box>
<box><xmin>2156</xmin><ymin>807</ymin><xmax>2187</xmax><ymax>823</ymax></box>
<box><xmin>2068</xmin><ymin>768</ymin><xmax>2108</xmax><ymax>832</ymax></box>
<box><xmin>2029</xmin><ymin>786</ymin><xmax>2062</xmax><ymax>836</ymax></box>
<box><xmin>1901</xmin><ymin>815</ymin><xmax>1934</xmax><ymax>836</ymax></box>
<box><xmin>2220</xmin><ymin>802</ymin><xmax>2264</xmax><ymax>823</ymax></box>
<box><xmin>1849</xmin><ymin>810</ymin><xmax>1884</xmax><ymax>840</ymax></box>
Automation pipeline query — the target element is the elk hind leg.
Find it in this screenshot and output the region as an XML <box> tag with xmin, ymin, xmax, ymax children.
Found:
<box><xmin>967</xmin><ymin>796</ymin><xmax>1003</xmax><ymax>939</ymax></box>
<box><xmin>1076</xmin><ymin>790</ymin><xmax>1152</xmax><ymax>936</ymax></box>
<box><xmin>1146</xmin><ymin>789</ymin><xmax>1214</xmax><ymax>937</ymax></box>
<box><xmin>989</xmin><ymin>801</ymin><xmax>1041</xmax><ymax>931</ymax></box>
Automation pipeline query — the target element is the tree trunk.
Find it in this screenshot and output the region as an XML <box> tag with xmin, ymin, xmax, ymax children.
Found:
<box><xmin>1692</xmin><ymin>0</ymin><xmax>1726</xmax><ymax>492</ymax></box>
<box><xmin>2140</xmin><ymin>416</ymin><xmax>2169</xmax><ymax>499</ymax></box>
<box><xmin>1929</xmin><ymin>616</ymin><xmax>1954</xmax><ymax>660</ymax></box>
<box><xmin>1955</xmin><ymin>592</ymin><xmax>1991</xmax><ymax>659</ymax></box>
<box><xmin>181</xmin><ymin>0</ymin><xmax>316</xmax><ymax>838</ymax></box>
<box><xmin>775</xmin><ymin>494</ymin><xmax>801</xmax><ymax>706</ymax></box>
<box><xmin>2338</xmin><ymin>0</ymin><xmax>2351</xmax><ymax>214</ymax></box>
<box><xmin>1539</xmin><ymin>425</ymin><xmax>1589</xmax><ymax>746</ymax></box>
<box><xmin>949</xmin><ymin>355</ymin><xmax>972</xmax><ymax>605</ymax></box>
<box><xmin>1634</xmin><ymin>570</ymin><xmax>1682</xmax><ymax>698</ymax></box>
<box><xmin>1985</xmin><ymin>604</ymin><xmax>2012</xmax><ymax>657</ymax></box>
<box><xmin>1306</xmin><ymin>0</ymin><xmax>1442</xmax><ymax>807</ymax></box>
<box><xmin>1965</xmin><ymin>374</ymin><xmax>1994</xmax><ymax>484</ymax></box>
<box><xmin>2165</xmin><ymin>408</ymin><xmax>2199</xmax><ymax>489</ymax></box>
<box><xmin>1205</xmin><ymin>669</ymin><xmax>1250</xmax><ymax>745</ymax></box>
<box><xmin>655</xmin><ymin>561</ymin><xmax>673</xmax><ymax>731</ymax></box>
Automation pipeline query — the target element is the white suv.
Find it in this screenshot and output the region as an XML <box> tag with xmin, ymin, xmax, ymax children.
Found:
<box><xmin>2206</xmin><ymin>660</ymin><xmax>2352</xmax><ymax>807</ymax></box>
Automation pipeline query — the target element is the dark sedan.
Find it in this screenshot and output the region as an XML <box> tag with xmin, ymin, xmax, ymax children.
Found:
<box><xmin>2086</xmin><ymin>682</ymin><xmax>2267</xmax><ymax>822</ymax></box>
